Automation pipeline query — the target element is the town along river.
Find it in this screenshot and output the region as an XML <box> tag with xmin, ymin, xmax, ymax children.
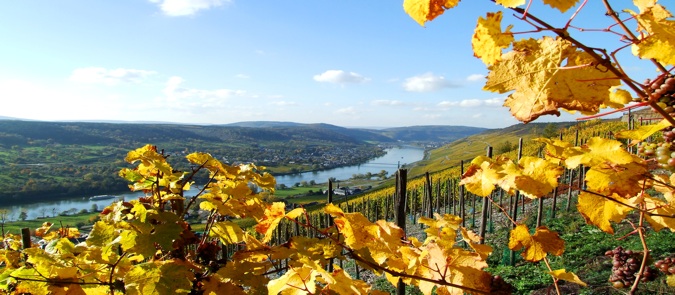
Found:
<box><xmin>2</xmin><ymin>146</ymin><xmax>425</xmax><ymax>220</ymax></box>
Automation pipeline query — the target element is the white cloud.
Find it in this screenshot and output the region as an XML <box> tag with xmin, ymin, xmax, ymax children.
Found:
<box><xmin>334</xmin><ymin>106</ymin><xmax>360</xmax><ymax>115</ymax></box>
<box><xmin>162</xmin><ymin>76</ymin><xmax>247</xmax><ymax>107</ymax></box>
<box><xmin>149</xmin><ymin>0</ymin><xmax>229</xmax><ymax>16</ymax></box>
<box><xmin>372</xmin><ymin>99</ymin><xmax>404</xmax><ymax>106</ymax></box>
<box><xmin>270</xmin><ymin>101</ymin><xmax>297</xmax><ymax>106</ymax></box>
<box><xmin>235</xmin><ymin>74</ymin><xmax>250</xmax><ymax>79</ymax></box>
<box><xmin>466</xmin><ymin>74</ymin><xmax>485</xmax><ymax>82</ymax></box>
<box><xmin>403</xmin><ymin>73</ymin><xmax>458</xmax><ymax>92</ymax></box>
<box><xmin>437</xmin><ymin>98</ymin><xmax>503</xmax><ymax>108</ymax></box>
<box><xmin>69</xmin><ymin>67</ymin><xmax>156</xmax><ymax>85</ymax></box>
<box><xmin>313</xmin><ymin>70</ymin><xmax>370</xmax><ymax>84</ymax></box>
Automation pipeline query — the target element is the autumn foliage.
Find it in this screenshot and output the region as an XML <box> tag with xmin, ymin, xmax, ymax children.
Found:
<box><xmin>2</xmin><ymin>0</ymin><xmax>675</xmax><ymax>294</ymax></box>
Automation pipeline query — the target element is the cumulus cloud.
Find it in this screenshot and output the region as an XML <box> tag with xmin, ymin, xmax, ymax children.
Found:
<box><xmin>403</xmin><ymin>73</ymin><xmax>458</xmax><ymax>92</ymax></box>
<box><xmin>371</xmin><ymin>99</ymin><xmax>404</xmax><ymax>106</ymax></box>
<box><xmin>162</xmin><ymin>76</ymin><xmax>247</xmax><ymax>107</ymax></box>
<box><xmin>313</xmin><ymin>70</ymin><xmax>370</xmax><ymax>84</ymax></box>
<box><xmin>437</xmin><ymin>98</ymin><xmax>503</xmax><ymax>108</ymax></box>
<box><xmin>466</xmin><ymin>74</ymin><xmax>485</xmax><ymax>82</ymax></box>
<box><xmin>69</xmin><ymin>67</ymin><xmax>156</xmax><ymax>85</ymax></box>
<box><xmin>149</xmin><ymin>0</ymin><xmax>229</xmax><ymax>16</ymax></box>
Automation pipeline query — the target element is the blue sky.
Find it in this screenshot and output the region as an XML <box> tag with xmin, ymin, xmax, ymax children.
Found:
<box><xmin>0</xmin><ymin>1</ymin><xmax>665</xmax><ymax>128</ymax></box>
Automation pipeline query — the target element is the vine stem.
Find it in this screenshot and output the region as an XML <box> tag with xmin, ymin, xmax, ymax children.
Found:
<box><xmin>542</xmin><ymin>257</ymin><xmax>562</xmax><ymax>295</ymax></box>
<box><xmin>629</xmin><ymin>201</ymin><xmax>649</xmax><ymax>294</ymax></box>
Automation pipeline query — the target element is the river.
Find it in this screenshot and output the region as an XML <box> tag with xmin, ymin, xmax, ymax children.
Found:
<box><xmin>1</xmin><ymin>146</ymin><xmax>425</xmax><ymax>220</ymax></box>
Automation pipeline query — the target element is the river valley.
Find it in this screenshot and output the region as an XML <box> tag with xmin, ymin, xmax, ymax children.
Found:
<box><xmin>1</xmin><ymin>146</ymin><xmax>425</xmax><ymax>220</ymax></box>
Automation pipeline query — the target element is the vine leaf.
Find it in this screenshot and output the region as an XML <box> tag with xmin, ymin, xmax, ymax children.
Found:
<box><xmin>460</xmin><ymin>227</ymin><xmax>493</xmax><ymax>260</ymax></box>
<box><xmin>485</xmin><ymin>37</ymin><xmax>620</xmax><ymax>123</ymax></box>
<box><xmin>472</xmin><ymin>11</ymin><xmax>514</xmax><ymax>66</ymax></box>
<box><xmin>605</xmin><ymin>86</ymin><xmax>633</xmax><ymax>108</ymax></box>
<box><xmin>267</xmin><ymin>266</ymin><xmax>316</xmax><ymax>295</ymax></box>
<box><xmin>508</xmin><ymin>224</ymin><xmax>564</xmax><ymax>262</ymax></box>
<box><xmin>548</xmin><ymin>269</ymin><xmax>587</xmax><ymax>286</ymax></box>
<box><xmin>403</xmin><ymin>0</ymin><xmax>460</xmax><ymax>26</ymax></box>
<box><xmin>668</xmin><ymin>274</ymin><xmax>675</xmax><ymax>287</ymax></box>
<box><xmin>615</xmin><ymin>119</ymin><xmax>671</xmax><ymax>141</ymax></box>
<box><xmin>124</xmin><ymin>260</ymin><xmax>195</xmax><ymax>295</ymax></box>
<box><xmin>564</xmin><ymin>137</ymin><xmax>637</xmax><ymax>168</ymax></box>
<box><xmin>541</xmin><ymin>0</ymin><xmax>581</xmax><ymax>13</ymax></box>
<box><xmin>509</xmin><ymin>156</ymin><xmax>563</xmax><ymax>199</ymax></box>
<box><xmin>201</xmin><ymin>275</ymin><xmax>246</xmax><ymax>295</ymax></box>
<box><xmin>577</xmin><ymin>192</ymin><xmax>635</xmax><ymax>234</ymax></box>
<box><xmin>495</xmin><ymin>0</ymin><xmax>525</xmax><ymax>8</ymax></box>
<box><xmin>631</xmin><ymin>6</ymin><xmax>675</xmax><ymax>66</ymax></box>
<box><xmin>584</xmin><ymin>162</ymin><xmax>648</xmax><ymax>198</ymax></box>
<box><xmin>210</xmin><ymin>221</ymin><xmax>247</xmax><ymax>245</ymax></box>
<box><xmin>460</xmin><ymin>160</ymin><xmax>501</xmax><ymax>197</ymax></box>
<box><xmin>642</xmin><ymin>195</ymin><xmax>675</xmax><ymax>232</ymax></box>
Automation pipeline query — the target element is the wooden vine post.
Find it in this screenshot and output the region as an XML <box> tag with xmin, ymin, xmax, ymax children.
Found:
<box><xmin>395</xmin><ymin>169</ymin><xmax>407</xmax><ymax>295</ymax></box>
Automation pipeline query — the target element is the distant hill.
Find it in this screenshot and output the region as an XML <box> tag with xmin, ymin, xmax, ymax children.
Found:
<box><xmin>224</xmin><ymin>121</ymin><xmax>487</xmax><ymax>143</ymax></box>
<box><xmin>0</xmin><ymin>120</ymin><xmax>487</xmax><ymax>149</ymax></box>
<box><xmin>374</xmin><ymin>125</ymin><xmax>488</xmax><ymax>143</ymax></box>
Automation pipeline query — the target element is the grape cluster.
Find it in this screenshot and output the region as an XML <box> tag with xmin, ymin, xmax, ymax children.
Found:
<box><xmin>605</xmin><ymin>246</ymin><xmax>657</xmax><ymax>288</ymax></box>
<box><xmin>637</xmin><ymin>142</ymin><xmax>675</xmax><ymax>171</ymax></box>
<box><xmin>489</xmin><ymin>275</ymin><xmax>513</xmax><ymax>295</ymax></box>
<box><xmin>654</xmin><ymin>255</ymin><xmax>675</xmax><ymax>275</ymax></box>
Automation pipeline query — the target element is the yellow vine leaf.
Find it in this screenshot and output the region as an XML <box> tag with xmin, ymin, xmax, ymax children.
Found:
<box><xmin>615</xmin><ymin>118</ymin><xmax>671</xmax><ymax>141</ymax></box>
<box><xmin>564</xmin><ymin>137</ymin><xmax>637</xmax><ymax>169</ymax></box>
<box><xmin>418</xmin><ymin>213</ymin><xmax>462</xmax><ymax>249</ymax></box>
<box><xmin>632</xmin><ymin>0</ymin><xmax>656</xmax><ymax>13</ymax></box>
<box><xmin>631</xmin><ymin>7</ymin><xmax>675</xmax><ymax>66</ymax></box>
<box><xmin>472</xmin><ymin>11</ymin><xmax>514</xmax><ymax>66</ymax></box>
<box><xmin>201</xmin><ymin>275</ymin><xmax>246</xmax><ymax>295</ymax></box>
<box><xmin>124</xmin><ymin>260</ymin><xmax>195</xmax><ymax>295</ymax></box>
<box><xmin>255</xmin><ymin>202</ymin><xmax>288</xmax><ymax>243</ymax></box>
<box><xmin>403</xmin><ymin>0</ymin><xmax>460</xmax><ymax>26</ymax></box>
<box><xmin>485</xmin><ymin>37</ymin><xmax>620</xmax><ymax>123</ymax></box>
<box><xmin>210</xmin><ymin>221</ymin><xmax>246</xmax><ymax>245</ymax></box>
<box><xmin>584</xmin><ymin>162</ymin><xmax>648</xmax><ymax>198</ymax></box>
<box><xmin>460</xmin><ymin>160</ymin><xmax>502</xmax><ymax>197</ymax></box>
<box><xmin>320</xmin><ymin>266</ymin><xmax>385</xmax><ymax>294</ymax></box>
<box><xmin>548</xmin><ymin>269</ymin><xmax>588</xmax><ymax>286</ymax></box>
<box><xmin>417</xmin><ymin>244</ymin><xmax>492</xmax><ymax>295</ymax></box>
<box><xmin>577</xmin><ymin>192</ymin><xmax>635</xmax><ymax>234</ymax></box>
<box><xmin>508</xmin><ymin>224</ymin><xmax>564</xmax><ymax>262</ymax></box>
<box><xmin>542</xmin><ymin>0</ymin><xmax>581</xmax><ymax>13</ymax></box>
<box><xmin>495</xmin><ymin>0</ymin><xmax>525</xmax><ymax>8</ymax></box>
<box><xmin>668</xmin><ymin>274</ymin><xmax>675</xmax><ymax>287</ymax></box>
<box><xmin>604</xmin><ymin>86</ymin><xmax>633</xmax><ymax>108</ymax></box>
<box><xmin>643</xmin><ymin>195</ymin><xmax>675</xmax><ymax>232</ymax></box>
<box><xmin>460</xmin><ymin>227</ymin><xmax>493</xmax><ymax>260</ymax></box>
<box><xmin>267</xmin><ymin>266</ymin><xmax>317</xmax><ymax>295</ymax></box>
<box><xmin>513</xmin><ymin>156</ymin><xmax>563</xmax><ymax>199</ymax></box>
<box><xmin>535</xmin><ymin>137</ymin><xmax>573</xmax><ymax>165</ymax></box>
<box><xmin>653</xmin><ymin>173</ymin><xmax>675</xmax><ymax>204</ymax></box>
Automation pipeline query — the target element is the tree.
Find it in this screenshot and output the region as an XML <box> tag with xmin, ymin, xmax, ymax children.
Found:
<box><xmin>496</xmin><ymin>140</ymin><xmax>514</xmax><ymax>154</ymax></box>
<box><xmin>541</xmin><ymin>123</ymin><xmax>559</xmax><ymax>138</ymax></box>
<box><xmin>18</xmin><ymin>210</ymin><xmax>27</xmax><ymax>221</ymax></box>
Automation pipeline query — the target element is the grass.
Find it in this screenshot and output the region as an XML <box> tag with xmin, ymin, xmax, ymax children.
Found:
<box><xmin>1</xmin><ymin>212</ymin><xmax>99</xmax><ymax>235</ymax></box>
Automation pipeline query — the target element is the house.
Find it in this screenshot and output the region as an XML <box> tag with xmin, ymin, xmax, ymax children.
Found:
<box><xmin>622</xmin><ymin>107</ymin><xmax>662</xmax><ymax>124</ymax></box>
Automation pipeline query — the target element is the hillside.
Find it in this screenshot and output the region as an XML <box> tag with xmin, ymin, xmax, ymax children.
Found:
<box><xmin>374</xmin><ymin>125</ymin><xmax>488</xmax><ymax>143</ymax></box>
<box><xmin>407</xmin><ymin>121</ymin><xmax>579</xmax><ymax>177</ymax></box>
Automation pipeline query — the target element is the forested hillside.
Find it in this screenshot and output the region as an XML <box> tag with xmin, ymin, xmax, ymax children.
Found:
<box><xmin>0</xmin><ymin>120</ymin><xmax>485</xmax><ymax>204</ymax></box>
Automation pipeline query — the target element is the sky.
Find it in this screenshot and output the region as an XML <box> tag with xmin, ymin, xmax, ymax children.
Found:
<box><xmin>0</xmin><ymin>1</ymin><xmax>666</xmax><ymax>128</ymax></box>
